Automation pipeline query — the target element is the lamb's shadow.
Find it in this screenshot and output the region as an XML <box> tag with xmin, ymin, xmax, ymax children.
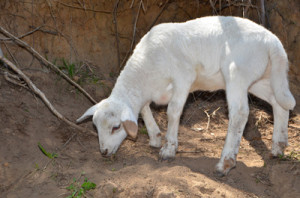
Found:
<box><xmin>121</xmin><ymin>154</ymin><xmax>275</xmax><ymax>197</ymax></box>
<box><xmin>181</xmin><ymin>90</ymin><xmax>275</xmax><ymax>164</ymax></box>
<box><xmin>243</xmin><ymin>94</ymin><xmax>274</xmax><ymax>161</ymax></box>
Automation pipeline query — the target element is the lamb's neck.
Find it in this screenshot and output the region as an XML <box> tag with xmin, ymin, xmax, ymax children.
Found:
<box><xmin>111</xmin><ymin>70</ymin><xmax>147</xmax><ymax>118</ymax></box>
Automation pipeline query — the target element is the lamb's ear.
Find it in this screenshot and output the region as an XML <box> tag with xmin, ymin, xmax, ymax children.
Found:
<box><xmin>76</xmin><ymin>104</ymin><xmax>100</xmax><ymax>123</ymax></box>
<box><xmin>121</xmin><ymin>108</ymin><xmax>138</xmax><ymax>139</ymax></box>
<box><xmin>122</xmin><ymin>120</ymin><xmax>138</xmax><ymax>139</ymax></box>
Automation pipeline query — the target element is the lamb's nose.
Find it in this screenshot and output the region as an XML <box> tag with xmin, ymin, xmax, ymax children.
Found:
<box><xmin>101</xmin><ymin>149</ymin><xmax>108</xmax><ymax>156</ymax></box>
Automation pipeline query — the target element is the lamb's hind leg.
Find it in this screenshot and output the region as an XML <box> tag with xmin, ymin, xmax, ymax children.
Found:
<box><xmin>271</xmin><ymin>104</ymin><xmax>289</xmax><ymax>156</ymax></box>
<box><xmin>215</xmin><ymin>83</ymin><xmax>250</xmax><ymax>176</ymax></box>
<box><xmin>141</xmin><ymin>103</ymin><xmax>161</xmax><ymax>148</ymax></box>
<box><xmin>249</xmin><ymin>79</ymin><xmax>289</xmax><ymax>156</ymax></box>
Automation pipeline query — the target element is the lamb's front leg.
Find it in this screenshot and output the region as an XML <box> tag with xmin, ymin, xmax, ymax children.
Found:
<box><xmin>141</xmin><ymin>103</ymin><xmax>161</xmax><ymax>148</ymax></box>
<box><xmin>159</xmin><ymin>88</ymin><xmax>189</xmax><ymax>160</ymax></box>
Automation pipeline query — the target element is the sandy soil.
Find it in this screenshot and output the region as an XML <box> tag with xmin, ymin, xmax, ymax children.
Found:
<box><xmin>0</xmin><ymin>69</ymin><xmax>299</xmax><ymax>198</ymax></box>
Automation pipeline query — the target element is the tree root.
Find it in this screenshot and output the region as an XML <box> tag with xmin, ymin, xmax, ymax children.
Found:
<box><xmin>0</xmin><ymin>55</ymin><xmax>97</xmax><ymax>137</ymax></box>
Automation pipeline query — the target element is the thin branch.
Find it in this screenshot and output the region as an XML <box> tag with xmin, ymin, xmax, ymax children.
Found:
<box><xmin>59</xmin><ymin>133</ymin><xmax>78</xmax><ymax>151</ymax></box>
<box><xmin>0</xmin><ymin>26</ymin><xmax>43</xmax><ymax>41</ymax></box>
<box><xmin>244</xmin><ymin>1</ymin><xmax>251</xmax><ymax>18</ymax></box>
<box><xmin>130</xmin><ymin>0</ymin><xmax>143</xmax><ymax>52</ymax></box>
<box><xmin>177</xmin><ymin>150</ymin><xmax>204</xmax><ymax>154</ymax></box>
<box><xmin>29</xmin><ymin>25</ymin><xmax>59</xmax><ymax>35</ymax></box>
<box><xmin>120</xmin><ymin>0</ymin><xmax>170</xmax><ymax>69</ymax></box>
<box><xmin>204</xmin><ymin>110</ymin><xmax>211</xmax><ymax>130</ymax></box>
<box><xmin>141</xmin><ymin>0</ymin><xmax>147</xmax><ymax>13</ymax></box>
<box><xmin>258</xmin><ymin>0</ymin><xmax>266</xmax><ymax>26</ymax></box>
<box><xmin>113</xmin><ymin>0</ymin><xmax>121</xmax><ymax>70</ymax></box>
<box><xmin>216</xmin><ymin>0</ymin><xmax>258</xmax><ymax>13</ymax></box>
<box><xmin>0</xmin><ymin>26</ymin><xmax>97</xmax><ymax>104</ymax></box>
<box><xmin>120</xmin><ymin>0</ymin><xmax>143</xmax><ymax>70</ymax></box>
<box><xmin>4</xmin><ymin>72</ymin><xmax>29</xmax><ymax>90</ymax></box>
<box><xmin>45</xmin><ymin>0</ymin><xmax>59</xmax><ymax>32</ymax></box>
<box><xmin>3</xmin><ymin>42</ymin><xmax>21</xmax><ymax>68</ymax></box>
<box><xmin>209</xmin><ymin>0</ymin><xmax>218</xmax><ymax>15</ymax></box>
<box><xmin>231</xmin><ymin>1</ymin><xmax>257</xmax><ymax>8</ymax></box>
<box><xmin>148</xmin><ymin>0</ymin><xmax>170</xmax><ymax>30</ymax></box>
<box><xmin>130</xmin><ymin>0</ymin><xmax>135</xmax><ymax>8</ymax></box>
<box><xmin>57</xmin><ymin>1</ymin><xmax>111</xmax><ymax>14</ymax></box>
<box><xmin>195</xmin><ymin>0</ymin><xmax>200</xmax><ymax>17</ymax></box>
<box><xmin>0</xmin><ymin>55</ymin><xmax>97</xmax><ymax>137</ymax></box>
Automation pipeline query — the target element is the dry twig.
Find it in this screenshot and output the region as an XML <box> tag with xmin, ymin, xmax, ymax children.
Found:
<box><xmin>258</xmin><ymin>0</ymin><xmax>266</xmax><ymax>26</ymax></box>
<box><xmin>130</xmin><ymin>0</ymin><xmax>136</xmax><ymax>8</ymax></box>
<box><xmin>148</xmin><ymin>0</ymin><xmax>170</xmax><ymax>30</ymax></box>
<box><xmin>209</xmin><ymin>0</ymin><xmax>218</xmax><ymax>15</ymax></box>
<box><xmin>203</xmin><ymin>107</ymin><xmax>221</xmax><ymax>130</ymax></box>
<box><xmin>113</xmin><ymin>0</ymin><xmax>121</xmax><ymax>70</ymax></box>
<box><xmin>120</xmin><ymin>0</ymin><xmax>143</xmax><ymax>69</ymax></box>
<box><xmin>0</xmin><ymin>26</ymin><xmax>43</xmax><ymax>41</ymax></box>
<box><xmin>204</xmin><ymin>109</ymin><xmax>211</xmax><ymax>130</ymax></box>
<box><xmin>57</xmin><ymin>1</ymin><xmax>111</xmax><ymax>14</ymax></box>
<box><xmin>177</xmin><ymin>149</ymin><xmax>204</xmax><ymax>154</ymax></box>
<box><xmin>0</xmin><ymin>26</ymin><xmax>97</xmax><ymax>104</ymax></box>
<box><xmin>211</xmin><ymin>107</ymin><xmax>221</xmax><ymax>117</ymax></box>
<box><xmin>130</xmin><ymin>0</ymin><xmax>143</xmax><ymax>52</ymax></box>
<box><xmin>0</xmin><ymin>56</ymin><xmax>97</xmax><ymax>137</ymax></box>
<box><xmin>3</xmin><ymin>42</ymin><xmax>21</xmax><ymax>68</ymax></box>
<box><xmin>210</xmin><ymin>0</ymin><xmax>258</xmax><ymax>16</ymax></box>
<box><xmin>3</xmin><ymin>72</ymin><xmax>28</xmax><ymax>90</ymax></box>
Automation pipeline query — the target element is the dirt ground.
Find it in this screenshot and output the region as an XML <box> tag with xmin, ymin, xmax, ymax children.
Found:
<box><xmin>0</xmin><ymin>64</ymin><xmax>299</xmax><ymax>198</ymax></box>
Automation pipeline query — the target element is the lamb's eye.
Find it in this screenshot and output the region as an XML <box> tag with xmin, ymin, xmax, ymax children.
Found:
<box><xmin>112</xmin><ymin>124</ymin><xmax>121</xmax><ymax>134</ymax></box>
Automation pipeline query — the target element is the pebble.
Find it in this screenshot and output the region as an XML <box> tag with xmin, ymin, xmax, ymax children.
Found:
<box><xmin>95</xmin><ymin>181</ymin><xmax>118</xmax><ymax>197</ymax></box>
<box><xmin>157</xmin><ymin>191</ymin><xmax>175</xmax><ymax>198</ymax></box>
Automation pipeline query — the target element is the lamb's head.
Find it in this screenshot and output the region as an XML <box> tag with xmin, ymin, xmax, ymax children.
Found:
<box><xmin>77</xmin><ymin>99</ymin><xmax>138</xmax><ymax>157</ymax></box>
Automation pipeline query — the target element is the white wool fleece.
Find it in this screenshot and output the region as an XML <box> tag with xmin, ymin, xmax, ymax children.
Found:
<box><xmin>78</xmin><ymin>16</ymin><xmax>295</xmax><ymax>176</ymax></box>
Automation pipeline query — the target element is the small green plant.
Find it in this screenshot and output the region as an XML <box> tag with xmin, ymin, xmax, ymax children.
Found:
<box><xmin>139</xmin><ymin>126</ymin><xmax>148</xmax><ymax>135</ymax></box>
<box><xmin>109</xmin><ymin>72</ymin><xmax>115</xmax><ymax>78</ymax></box>
<box><xmin>91</xmin><ymin>76</ymin><xmax>100</xmax><ymax>84</ymax></box>
<box><xmin>255</xmin><ymin>178</ymin><xmax>261</xmax><ymax>184</ymax></box>
<box><xmin>278</xmin><ymin>154</ymin><xmax>285</xmax><ymax>160</ymax></box>
<box><xmin>278</xmin><ymin>151</ymin><xmax>300</xmax><ymax>161</ymax></box>
<box><xmin>34</xmin><ymin>163</ymin><xmax>40</xmax><ymax>170</ymax></box>
<box><xmin>66</xmin><ymin>174</ymin><xmax>96</xmax><ymax>198</ymax></box>
<box><xmin>58</xmin><ymin>58</ymin><xmax>76</xmax><ymax>78</ymax></box>
<box><xmin>38</xmin><ymin>142</ymin><xmax>58</xmax><ymax>159</ymax></box>
<box><xmin>263</xmin><ymin>162</ymin><xmax>267</xmax><ymax>168</ymax></box>
<box><xmin>53</xmin><ymin>58</ymin><xmax>103</xmax><ymax>85</ymax></box>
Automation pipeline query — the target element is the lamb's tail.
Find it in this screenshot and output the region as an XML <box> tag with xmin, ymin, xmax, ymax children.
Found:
<box><xmin>269</xmin><ymin>38</ymin><xmax>295</xmax><ymax>110</ymax></box>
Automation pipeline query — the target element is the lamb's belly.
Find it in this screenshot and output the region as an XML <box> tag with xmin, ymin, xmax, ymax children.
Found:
<box><xmin>151</xmin><ymin>71</ymin><xmax>225</xmax><ymax>104</ymax></box>
<box><xmin>153</xmin><ymin>84</ymin><xmax>173</xmax><ymax>105</ymax></box>
<box><xmin>190</xmin><ymin>71</ymin><xmax>225</xmax><ymax>92</ymax></box>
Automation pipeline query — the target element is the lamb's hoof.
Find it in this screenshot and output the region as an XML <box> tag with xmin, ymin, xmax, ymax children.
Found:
<box><xmin>214</xmin><ymin>166</ymin><xmax>236</xmax><ymax>177</ymax></box>
<box><xmin>214</xmin><ymin>169</ymin><xmax>226</xmax><ymax>177</ymax></box>
<box><xmin>158</xmin><ymin>155</ymin><xmax>175</xmax><ymax>162</ymax></box>
<box><xmin>149</xmin><ymin>137</ymin><xmax>162</xmax><ymax>148</ymax></box>
<box><xmin>159</xmin><ymin>143</ymin><xmax>176</xmax><ymax>162</ymax></box>
<box><xmin>271</xmin><ymin>141</ymin><xmax>287</xmax><ymax>157</ymax></box>
<box><xmin>215</xmin><ymin>158</ymin><xmax>236</xmax><ymax>177</ymax></box>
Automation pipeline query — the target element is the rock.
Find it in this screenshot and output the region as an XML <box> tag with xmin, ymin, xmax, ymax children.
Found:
<box><xmin>156</xmin><ymin>189</ymin><xmax>176</xmax><ymax>198</ymax></box>
<box><xmin>95</xmin><ymin>181</ymin><xmax>118</xmax><ymax>198</ymax></box>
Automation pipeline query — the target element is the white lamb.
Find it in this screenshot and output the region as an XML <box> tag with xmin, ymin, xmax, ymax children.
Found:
<box><xmin>77</xmin><ymin>16</ymin><xmax>295</xmax><ymax>176</ymax></box>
